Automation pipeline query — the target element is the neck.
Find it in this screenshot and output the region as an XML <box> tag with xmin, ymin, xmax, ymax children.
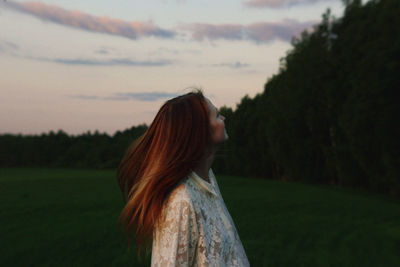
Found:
<box><xmin>192</xmin><ymin>146</ymin><xmax>216</xmax><ymax>183</ymax></box>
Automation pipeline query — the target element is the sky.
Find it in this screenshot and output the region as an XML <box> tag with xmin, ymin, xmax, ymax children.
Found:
<box><xmin>0</xmin><ymin>0</ymin><xmax>346</xmax><ymax>136</ymax></box>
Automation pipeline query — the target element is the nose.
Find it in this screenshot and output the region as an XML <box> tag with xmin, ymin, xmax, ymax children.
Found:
<box><xmin>221</xmin><ymin>115</ymin><xmax>225</xmax><ymax>120</ymax></box>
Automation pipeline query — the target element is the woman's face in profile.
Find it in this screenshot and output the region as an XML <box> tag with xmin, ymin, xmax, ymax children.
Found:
<box><xmin>205</xmin><ymin>97</ymin><xmax>229</xmax><ymax>144</ymax></box>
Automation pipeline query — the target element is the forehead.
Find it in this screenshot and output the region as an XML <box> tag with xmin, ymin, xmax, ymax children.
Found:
<box><xmin>205</xmin><ymin>97</ymin><xmax>217</xmax><ymax>112</ymax></box>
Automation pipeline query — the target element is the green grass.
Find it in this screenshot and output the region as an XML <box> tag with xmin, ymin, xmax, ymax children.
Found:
<box><xmin>1</xmin><ymin>168</ymin><xmax>399</xmax><ymax>266</ymax></box>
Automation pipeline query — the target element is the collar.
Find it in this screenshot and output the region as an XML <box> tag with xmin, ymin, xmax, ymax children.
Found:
<box><xmin>188</xmin><ymin>168</ymin><xmax>218</xmax><ymax>197</ymax></box>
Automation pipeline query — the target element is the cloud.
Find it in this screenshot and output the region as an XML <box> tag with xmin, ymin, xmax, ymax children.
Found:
<box><xmin>183</xmin><ymin>24</ymin><xmax>244</xmax><ymax>41</ymax></box>
<box><xmin>107</xmin><ymin>92</ymin><xmax>179</xmax><ymax>101</ymax></box>
<box><xmin>70</xmin><ymin>94</ymin><xmax>99</xmax><ymax>100</ymax></box>
<box><xmin>212</xmin><ymin>61</ymin><xmax>250</xmax><ymax>69</ymax></box>
<box><xmin>180</xmin><ymin>19</ymin><xmax>317</xmax><ymax>44</ymax></box>
<box><xmin>95</xmin><ymin>47</ymin><xmax>112</xmax><ymax>55</ymax></box>
<box><xmin>244</xmin><ymin>0</ymin><xmax>337</xmax><ymax>8</ymax></box>
<box><xmin>2</xmin><ymin>1</ymin><xmax>175</xmax><ymax>40</ymax></box>
<box><xmin>246</xmin><ymin>19</ymin><xmax>317</xmax><ymax>43</ymax></box>
<box><xmin>0</xmin><ymin>39</ymin><xmax>172</xmax><ymax>67</ymax></box>
<box><xmin>33</xmin><ymin>56</ymin><xmax>172</xmax><ymax>66</ymax></box>
<box><xmin>70</xmin><ymin>92</ymin><xmax>179</xmax><ymax>102</ymax></box>
<box><xmin>0</xmin><ymin>39</ymin><xmax>19</xmax><ymax>54</ymax></box>
<box><xmin>0</xmin><ymin>2</ymin><xmax>317</xmax><ymax>46</ymax></box>
<box><xmin>151</xmin><ymin>47</ymin><xmax>202</xmax><ymax>57</ymax></box>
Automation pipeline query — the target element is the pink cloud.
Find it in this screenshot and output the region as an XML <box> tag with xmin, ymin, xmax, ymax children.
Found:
<box><xmin>180</xmin><ymin>19</ymin><xmax>317</xmax><ymax>43</ymax></box>
<box><xmin>2</xmin><ymin>1</ymin><xmax>175</xmax><ymax>39</ymax></box>
<box><xmin>246</xmin><ymin>19</ymin><xmax>316</xmax><ymax>42</ymax></box>
<box><xmin>180</xmin><ymin>23</ymin><xmax>244</xmax><ymax>41</ymax></box>
<box><xmin>1</xmin><ymin>1</ymin><xmax>318</xmax><ymax>44</ymax></box>
<box><xmin>244</xmin><ymin>0</ymin><xmax>336</xmax><ymax>8</ymax></box>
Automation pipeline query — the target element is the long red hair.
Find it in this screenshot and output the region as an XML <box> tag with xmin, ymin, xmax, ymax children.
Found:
<box><xmin>117</xmin><ymin>90</ymin><xmax>212</xmax><ymax>257</ymax></box>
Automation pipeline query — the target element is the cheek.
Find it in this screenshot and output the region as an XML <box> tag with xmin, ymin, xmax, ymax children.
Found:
<box><xmin>211</xmin><ymin>121</ymin><xmax>226</xmax><ymax>142</ymax></box>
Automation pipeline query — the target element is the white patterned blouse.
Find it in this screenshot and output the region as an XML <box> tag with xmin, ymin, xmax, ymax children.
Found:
<box><xmin>151</xmin><ymin>168</ymin><xmax>250</xmax><ymax>267</ymax></box>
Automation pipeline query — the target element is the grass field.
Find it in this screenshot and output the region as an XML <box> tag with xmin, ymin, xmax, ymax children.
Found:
<box><xmin>0</xmin><ymin>168</ymin><xmax>399</xmax><ymax>266</ymax></box>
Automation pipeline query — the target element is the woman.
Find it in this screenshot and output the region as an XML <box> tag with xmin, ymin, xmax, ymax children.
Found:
<box><xmin>117</xmin><ymin>90</ymin><xmax>250</xmax><ymax>266</ymax></box>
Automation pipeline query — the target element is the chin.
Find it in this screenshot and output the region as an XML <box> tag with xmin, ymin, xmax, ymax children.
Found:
<box><xmin>224</xmin><ymin>132</ymin><xmax>229</xmax><ymax>140</ymax></box>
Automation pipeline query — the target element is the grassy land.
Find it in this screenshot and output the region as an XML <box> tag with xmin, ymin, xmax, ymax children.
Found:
<box><xmin>0</xmin><ymin>168</ymin><xmax>399</xmax><ymax>266</ymax></box>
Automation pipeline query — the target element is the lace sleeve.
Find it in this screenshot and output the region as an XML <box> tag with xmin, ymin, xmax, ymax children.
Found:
<box><xmin>151</xmin><ymin>187</ymin><xmax>199</xmax><ymax>267</ymax></box>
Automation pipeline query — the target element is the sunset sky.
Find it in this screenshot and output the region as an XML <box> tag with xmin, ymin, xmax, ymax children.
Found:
<box><xmin>0</xmin><ymin>0</ymin><xmax>346</xmax><ymax>136</ymax></box>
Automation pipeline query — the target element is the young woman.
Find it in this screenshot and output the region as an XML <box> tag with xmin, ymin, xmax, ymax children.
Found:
<box><xmin>117</xmin><ymin>90</ymin><xmax>250</xmax><ymax>266</ymax></box>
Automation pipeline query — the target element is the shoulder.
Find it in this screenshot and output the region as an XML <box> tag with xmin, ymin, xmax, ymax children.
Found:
<box><xmin>158</xmin><ymin>177</ymin><xmax>197</xmax><ymax>224</ymax></box>
<box><xmin>163</xmin><ymin>177</ymin><xmax>195</xmax><ymax>214</ymax></box>
<box><xmin>168</xmin><ymin>177</ymin><xmax>192</xmax><ymax>202</ymax></box>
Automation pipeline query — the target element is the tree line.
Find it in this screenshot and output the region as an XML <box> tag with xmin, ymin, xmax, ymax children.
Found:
<box><xmin>0</xmin><ymin>125</ymin><xmax>147</xmax><ymax>169</ymax></box>
<box><xmin>213</xmin><ymin>0</ymin><xmax>399</xmax><ymax>196</ymax></box>
<box><xmin>1</xmin><ymin>0</ymin><xmax>398</xmax><ymax>197</ymax></box>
